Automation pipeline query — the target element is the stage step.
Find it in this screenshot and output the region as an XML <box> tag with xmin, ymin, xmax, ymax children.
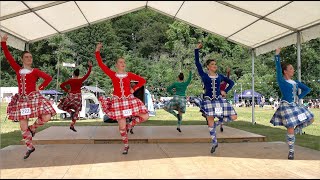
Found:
<box><xmin>29</xmin><ymin>125</ymin><xmax>266</xmax><ymax>145</ymax></box>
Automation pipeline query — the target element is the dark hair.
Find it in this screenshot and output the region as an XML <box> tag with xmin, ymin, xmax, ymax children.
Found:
<box><xmin>281</xmin><ymin>62</ymin><xmax>291</xmax><ymax>75</ymax></box>
<box><xmin>205</xmin><ymin>59</ymin><xmax>216</xmax><ymax>66</ymax></box>
<box><xmin>21</xmin><ymin>51</ymin><xmax>31</xmax><ymax>58</ymax></box>
<box><xmin>73</xmin><ymin>69</ymin><xmax>80</xmax><ymax>76</ymax></box>
<box><xmin>178</xmin><ymin>73</ymin><xmax>184</xmax><ymax>81</ymax></box>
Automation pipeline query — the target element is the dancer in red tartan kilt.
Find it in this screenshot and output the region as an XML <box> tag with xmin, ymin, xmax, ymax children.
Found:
<box><xmin>58</xmin><ymin>61</ymin><xmax>92</xmax><ymax>132</ymax></box>
<box><xmin>95</xmin><ymin>42</ymin><xmax>149</xmax><ymax>154</ymax></box>
<box><xmin>1</xmin><ymin>34</ymin><xmax>56</xmax><ymax>159</ymax></box>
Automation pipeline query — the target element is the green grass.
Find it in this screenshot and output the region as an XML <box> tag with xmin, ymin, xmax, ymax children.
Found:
<box><xmin>1</xmin><ymin>103</ymin><xmax>319</xmax><ymax>150</ymax></box>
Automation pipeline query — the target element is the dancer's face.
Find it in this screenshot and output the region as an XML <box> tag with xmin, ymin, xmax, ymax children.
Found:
<box><xmin>21</xmin><ymin>52</ymin><xmax>33</xmax><ymax>66</ymax></box>
<box><xmin>116</xmin><ymin>58</ymin><xmax>126</xmax><ymax>72</ymax></box>
<box><xmin>284</xmin><ymin>64</ymin><xmax>294</xmax><ymax>78</ymax></box>
<box><xmin>207</xmin><ymin>61</ymin><xmax>218</xmax><ymax>73</ymax></box>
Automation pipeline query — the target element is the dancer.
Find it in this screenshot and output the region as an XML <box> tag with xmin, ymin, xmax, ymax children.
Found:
<box><xmin>1</xmin><ymin>34</ymin><xmax>56</xmax><ymax>159</ymax></box>
<box><xmin>194</xmin><ymin>67</ymin><xmax>231</xmax><ymax>130</ymax></box>
<box><xmin>163</xmin><ymin>70</ymin><xmax>192</xmax><ymax>132</ymax></box>
<box><xmin>95</xmin><ymin>42</ymin><xmax>149</xmax><ymax>154</ymax></box>
<box><xmin>219</xmin><ymin>67</ymin><xmax>231</xmax><ymax>132</ymax></box>
<box><xmin>270</xmin><ymin>47</ymin><xmax>314</xmax><ymax>160</ymax></box>
<box><xmin>58</xmin><ymin>61</ymin><xmax>92</xmax><ymax>132</ymax></box>
<box><xmin>194</xmin><ymin>43</ymin><xmax>237</xmax><ymax>153</ymax></box>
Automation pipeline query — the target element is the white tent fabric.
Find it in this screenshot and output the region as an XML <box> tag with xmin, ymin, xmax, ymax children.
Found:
<box><xmin>0</xmin><ymin>1</ymin><xmax>320</xmax><ymax>55</ymax></box>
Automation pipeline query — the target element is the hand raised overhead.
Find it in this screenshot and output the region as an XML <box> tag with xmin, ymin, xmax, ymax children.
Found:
<box><xmin>1</xmin><ymin>34</ymin><xmax>8</xmax><ymax>42</ymax></box>
<box><xmin>88</xmin><ymin>60</ymin><xmax>93</xmax><ymax>67</ymax></box>
<box><xmin>197</xmin><ymin>42</ymin><xmax>203</xmax><ymax>49</ymax></box>
<box><xmin>275</xmin><ymin>47</ymin><xmax>281</xmax><ymax>55</ymax></box>
<box><xmin>96</xmin><ymin>42</ymin><xmax>103</xmax><ymax>52</ymax></box>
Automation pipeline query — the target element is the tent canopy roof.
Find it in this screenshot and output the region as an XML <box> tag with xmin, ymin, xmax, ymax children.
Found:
<box><xmin>237</xmin><ymin>89</ymin><xmax>262</xmax><ymax>98</ymax></box>
<box><xmin>40</xmin><ymin>89</ymin><xmax>63</xmax><ymax>95</ymax></box>
<box><xmin>81</xmin><ymin>86</ymin><xmax>105</xmax><ymax>93</ymax></box>
<box><xmin>1</xmin><ymin>1</ymin><xmax>320</xmax><ymax>55</ymax></box>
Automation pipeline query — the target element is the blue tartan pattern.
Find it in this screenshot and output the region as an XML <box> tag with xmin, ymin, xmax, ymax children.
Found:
<box><xmin>270</xmin><ymin>101</ymin><xmax>314</xmax><ymax>129</ymax></box>
<box><xmin>191</xmin><ymin>96</ymin><xmax>236</xmax><ymax>122</ymax></box>
<box><xmin>164</xmin><ymin>95</ymin><xmax>187</xmax><ymax>113</ymax></box>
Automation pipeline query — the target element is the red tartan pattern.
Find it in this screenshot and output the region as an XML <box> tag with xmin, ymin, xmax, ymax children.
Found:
<box><xmin>7</xmin><ymin>91</ymin><xmax>56</xmax><ymax>121</ymax></box>
<box><xmin>99</xmin><ymin>96</ymin><xmax>112</xmax><ymax>114</ymax></box>
<box><xmin>57</xmin><ymin>93</ymin><xmax>82</xmax><ymax>112</ymax></box>
<box><xmin>99</xmin><ymin>95</ymin><xmax>148</xmax><ymax>120</ymax></box>
<box><xmin>22</xmin><ymin>129</ymin><xmax>33</xmax><ymax>149</ymax></box>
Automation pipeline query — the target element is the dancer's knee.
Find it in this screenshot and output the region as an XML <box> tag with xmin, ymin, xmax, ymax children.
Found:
<box><xmin>41</xmin><ymin>114</ymin><xmax>51</xmax><ymax>122</ymax></box>
<box><xmin>207</xmin><ymin>117</ymin><xmax>214</xmax><ymax>127</ymax></box>
<box><xmin>287</xmin><ymin>127</ymin><xmax>294</xmax><ymax>134</ymax></box>
<box><xmin>19</xmin><ymin>119</ymin><xmax>28</xmax><ymax>131</ymax></box>
<box><xmin>141</xmin><ymin>113</ymin><xmax>149</xmax><ymax>121</ymax></box>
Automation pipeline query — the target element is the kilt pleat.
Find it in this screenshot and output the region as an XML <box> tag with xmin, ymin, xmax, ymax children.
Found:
<box><xmin>270</xmin><ymin>101</ymin><xmax>314</xmax><ymax>129</ymax></box>
<box><xmin>164</xmin><ymin>95</ymin><xmax>187</xmax><ymax>113</ymax></box>
<box><xmin>99</xmin><ymin>95</ymin><xmax>148</xmax><ymax>120</ymax></box>
<box><xmin>192</xmin><ymin>96</ymin><xmax>237</xmax><ymax>122</ymax></box>
<box><xmin>57</xmin><ymin>93</ymin><xmax>82</xmax><ymax>112</ymax></box>
<box><xmin>7</xmin><ymin>91</ymin><xmax>56</xmax><ymax>121</ymax></box>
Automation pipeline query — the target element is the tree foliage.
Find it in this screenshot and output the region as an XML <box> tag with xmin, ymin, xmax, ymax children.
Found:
<box><xmin>1</xmin><ymin>9</ymin><xmax>319</xmax><ymax>100</ymax></box>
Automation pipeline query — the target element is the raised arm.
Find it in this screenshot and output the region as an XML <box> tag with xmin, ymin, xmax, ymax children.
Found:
<box><xmin>129</xmin><ymin>72</ymin><xmax>146</xmax><ymax>92</ymax></box>
<box><xmin>166</xmin><ymin>83</ymin><xmax>176</xmax><ymax>95</ymax></box>
<box><xmin>81</xmin><ymin>61</ymin><xmax>92</xmax><ymax>82</ymax></box>
<box><xmin>95</xmin><ymin>42</ymin><xmax>115</xmax><ymax>77</ymax></box>
<box><xmin>195</xmin><ymin>43</ymin><xmax>205</xmax><ymax>76</ymax></box>
<box><xmin>226</xmin><ymin>67</ymin><xmax>230</xmax><ymax>78</ymax></box>
<box><xmin>222</xmin><ymin>75</ymin><xmax>234</xmax><ymax>93</ymax></box>
<box><xmin>275</xmin><ymin>48</ymin><xmax>284</xmax><ymax>83</ymax></box>
<box><xmin>220</xmin><ymin>67</ymin><xmax>231</xmax><ymax>90</ymax></box>
<box><xmin>1</xmin><ymin>35</ymin><xmax>21</xmax><ymax>71</ymax></box>
<box><xmin>36</xmin><ymin>69</ymin><xmax>53</xmax><ymax>90</ymax></box>
<box><xmin>60</xmin><ymin>80</ymin><xmax>70</xmax><ymax>93</ymax></box>
<box><xmin>296</xmin><ymin>81</ymin><xmax>311</xmax><ymax>99</ymax></box>
<box><xmin>184</xmin><ymin>70</ymin><xmax>192</xmax><ymax>85</ymax></box>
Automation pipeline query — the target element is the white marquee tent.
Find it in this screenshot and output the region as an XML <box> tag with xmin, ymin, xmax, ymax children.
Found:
<box><xmin>1</xmin><ymin>1</ymin><xmax>320</xmax><ymax>123</ymax></box>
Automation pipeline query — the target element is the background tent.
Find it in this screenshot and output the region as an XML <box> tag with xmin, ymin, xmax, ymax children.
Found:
<box><xmin>81</xmin><ymin>86</ymin><xmax>106</xmax><ymax>97</ymax></box>
<box><xmin>234</xmin><ymin>89</ymin><xmax>263</xmax><ymax>104</ymax></box>
<box><xmin>40</xmin><ymin>90</ymin><xmax>63</xmax><ymax>95</ymax></box>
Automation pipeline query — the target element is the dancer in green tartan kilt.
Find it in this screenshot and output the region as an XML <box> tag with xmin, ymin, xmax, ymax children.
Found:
<box><xmin>163</xmin><ymin>70</ymin><xmax>192</xmax><ymax>132</ymax></box>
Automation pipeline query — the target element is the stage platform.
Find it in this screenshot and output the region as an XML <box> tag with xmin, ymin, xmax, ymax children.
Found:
<box><xmin>30</xmin><ymin>125</ymin><xmax>266</xmax><ymax>145</ymax></box>
<box><xmin>1</xmin><ymin>142</ymin><xmax>319</xmax><ymax>179</ymax></box>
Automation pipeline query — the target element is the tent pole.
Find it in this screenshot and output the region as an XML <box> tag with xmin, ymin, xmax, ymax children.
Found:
<box><xmin>297</xmin><ymin>32</ymin><xmax>302</xmax><ymax>105</ymax></box>
<box><xmin>251</xmin><ymin>49</ymin><xmax>255</xmax><ymax>124</ymax></box>
<box><xmin>55</xmin><ymin>57</ymin><xmax>60</xmax><ymax>103</ymax></box>
<box><xmin>24</xmin><ymin>43</ymin><xmax>29</xmax><ymax>51</ymax></box>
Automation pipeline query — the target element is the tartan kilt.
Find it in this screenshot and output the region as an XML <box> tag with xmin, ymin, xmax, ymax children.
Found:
<box><xmin>101</xmin><ymin>95</ymin><xmax>148</xmax><ymax>120</ymax></box>
<box><xmin>98</xmin><ymin>96</ymin><xmax>112</xmax><ymax>114</ymax></box>
<box><xmin>270</xmin><ymin>101</ymin><xmax>314</xmax><ymax>129</ymax></box>
<box><xmin>57</xmin><ymin>93</ymin><xmax>82</xmax><ymax>112</ymax></box>
<box><xmin>164</xmin><ymin>95</ymin><xmax>187</xmax><ymax>113</ymax></box>
<box><xmin>192</xmin><ymin>97</ymin><xmax>203</xmax><ymax>108</ymax></box>
<box><xmin>6</xmin><ymin>91</ymin><xmax>56</xmax><ymax>121</ymax></box>
<box><xmin>193</xmin><ymin>97</ymin><xmax>237</xmax><ymax>122</ymax></box>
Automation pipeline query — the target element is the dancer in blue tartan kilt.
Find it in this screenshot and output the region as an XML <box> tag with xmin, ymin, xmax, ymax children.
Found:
<box><xmin>270</xmin><ymin>48</ymin><xmax>314</xmax><ymax>160</ymax></box>
<box><xmin>192</xmin><ymin>68</ymin><xmax>232</xmax><ymax>132</ymax></box>
<box><xmin>164</xmin><ymin>71</ymin><xmax>192</xmax><ymax>132</ymax></box>
<box><xmin>194</xmin><ymin>43</ymin><xmax>237</xmax><ymax>153</ymax></box>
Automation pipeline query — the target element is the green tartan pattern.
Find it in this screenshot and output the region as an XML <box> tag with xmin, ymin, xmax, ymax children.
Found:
<box><xmin>164</xmin><ymin>95</ymin><xmax>187</xmax><ymax>113</ymax></box>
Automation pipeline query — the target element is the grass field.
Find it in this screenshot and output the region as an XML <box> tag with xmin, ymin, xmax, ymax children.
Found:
<box><xmin>1</xmin><ymin>103</ymin><xmax>319</xmax><ymax>150</ymax></box>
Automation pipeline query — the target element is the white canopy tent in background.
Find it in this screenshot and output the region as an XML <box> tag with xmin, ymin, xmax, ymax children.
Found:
<box><xmin>1</xmin><ymin>1</ymin><xmax>320</xmax><ymax>124</ymax></box>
